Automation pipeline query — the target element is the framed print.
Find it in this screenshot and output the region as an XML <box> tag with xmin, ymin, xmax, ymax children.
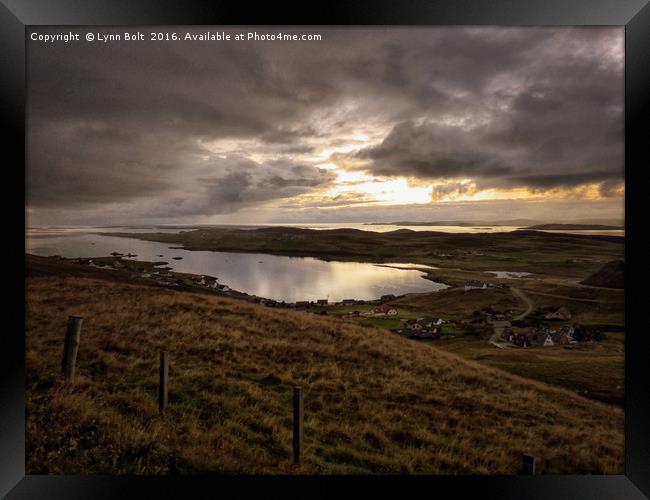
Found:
<box><xmin>2</xmin><ymin>0</ymin><xmax>649</xmax><ymax>498</ymax></box>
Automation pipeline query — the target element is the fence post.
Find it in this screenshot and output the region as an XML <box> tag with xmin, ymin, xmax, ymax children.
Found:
<box><xmin>293</xmin><ymin>387</ymin><xmax>303</xmax><ymax>464</ymax></box>
<box><xmin>521</xmin><ymin>454</ymin><xmax>536</xmax><ymax>475</ymax></box>
<box><xmin>61</xmin><ymin>316</ymin><xmax>83</xmax><ymax>383</ymax></box>
<box><xmin>159</xmin><ymin>351</ymin><xmax>169</xmax><ymax>415</ymax></box>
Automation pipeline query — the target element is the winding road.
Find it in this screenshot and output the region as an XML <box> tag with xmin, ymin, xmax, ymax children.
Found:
<box><xmin>489</xmin><ymin>286</ymin><xmax>534</xmax><ymax>348</ymax></box>
<box><xmin>511</xmin><ymin>287</ymin><xmax>534</xmax><ymax>320</ymax></box>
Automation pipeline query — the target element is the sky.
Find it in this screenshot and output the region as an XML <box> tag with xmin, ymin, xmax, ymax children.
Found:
<box><xmin>26</xmin><ymin>27</ymin><xmax>624</xmax><ymax>226</ymax></box>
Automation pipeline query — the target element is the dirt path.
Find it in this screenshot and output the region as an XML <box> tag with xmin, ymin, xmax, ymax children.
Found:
<box><xmin>511</xmin><ymin>287</ymin><xmax>534</xmax><ymax>320</ymax></box>
<box><xmin>489</xmin><ymin>287</ymin><xmax>533</xmax><ymax>348</ymax></box>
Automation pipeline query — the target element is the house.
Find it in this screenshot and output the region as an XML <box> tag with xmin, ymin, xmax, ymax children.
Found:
<box><xmin>405</xmin><ymin>317</ymin><xmax>443</xmax><ymax>330</ymax></box>
<box><xmin>545</xmin><ymin>307</ymin><xmax>572</xmax><ymax>320</ymax></box>
<box><xmin>317</xmin><ymin>299</ymin><xmax>328</xmax><ymax>306</ymax></box>
<box><xmin>489</xmin><ymin>304</ymin><xmax>509</xmax><ymax>320</ymax></box>
<box><xmin>571</xmin><ymin>326</ymin><xmax>604</xmax><ymax>342</ymax></box>
<box><xmin>512</xmin><ymin>332</ymin><xmax>530</xmax><ymax>348</ymax></box>
<box><xmin>490</xmin><ymin>304</ymin><xmax>509</xmax><ymax>315</ymax></box>
<box><xmin>340</xmin><ymin>299</ymin><xmax>356</xmax><ymax>306</ymax></box>
<box><xmin>464</xmin><ymin>280</ymin><xmax>488</xmax><ymax>291</ymax></box>
<box><xmin>417</xmin><ymin>316</ymin><xmax>443</xmax><ymax>327</ymax></box>
<box><xmin>558</xmin><ymin>325</ymin><xmax>575</xmax><ymax>338</ymax></box>
<box><xmin>528</xmin><ymin>326</ymin><xmax>551</xmax><ymax>345</ymax></box>
<box><xmin>370</xmin><ymin>303</ymin><xmax>398</xmax><ymax>316</ymax></box>
<box><xmin>403</xmin><ymin>328</ymin><xmax>439</xmax><ymax>340</ymax></box>
<box><xmin>405</xmin><ymin>319</ymin><xmax>423</xmax><ymax>330</ymax></box>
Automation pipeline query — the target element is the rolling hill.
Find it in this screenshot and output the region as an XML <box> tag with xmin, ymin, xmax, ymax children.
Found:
<box><xmin>26</xmin><ymin>263</ymin><xmax>623</xmax><ymax>474</ymax></box>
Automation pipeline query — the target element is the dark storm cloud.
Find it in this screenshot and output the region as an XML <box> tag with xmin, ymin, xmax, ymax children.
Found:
<box><xmin>357</xmin><ymin>120</ymin><xmax>515</xmax><ymax>179</ymax></box>
<box><xmin>354</xmin><ymin>28</ymin><xmax>623</xmax><ymax>193</ymax></box>
<box><xmin>27</xmin><ymin>26</ymin><xmax>623</xmax><ymax>219</ymax></box>
<box><xmin>151</xmin><ymin>156</ymin><xmax>335</xmax><ymax>216</ymax></box>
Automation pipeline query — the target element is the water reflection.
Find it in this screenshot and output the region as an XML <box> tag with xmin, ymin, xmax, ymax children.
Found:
<box><xmin>25</xmin><ymin>231</ymin><xmax>447</xmax><ymax>302</ymax></box>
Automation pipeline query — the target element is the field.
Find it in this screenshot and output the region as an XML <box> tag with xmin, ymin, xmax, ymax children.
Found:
<box><xmin>25</xmin><ymin>257</ymin><xmax>624</xmax><ymax>475</ymax></box>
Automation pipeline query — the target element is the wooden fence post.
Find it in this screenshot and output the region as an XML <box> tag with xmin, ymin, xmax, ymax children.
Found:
<box><xmin>521</xmin><ymin>454</ymin><xmax>536</xmax><ymax>475</ymax></box>
<box><xmin>293</xmin><ymin>387</ymin><xmax>303</xmax><ymax>464</ymax></box>
<box><xmin>61</xmin><ymin>316</ymin><xmax>83</xmax><ymax>383</ymax></box>
<box><xmin>159</xmin><ymin>351</ymin><xmax>169</xmax><ymax>415</ymax></box>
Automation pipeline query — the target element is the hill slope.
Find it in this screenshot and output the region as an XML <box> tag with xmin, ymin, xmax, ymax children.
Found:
<box><xmin>26</xmin><ymin>275</ymin><xmax>623</xmax><ymax>474</ymax></box>
<box><xmin>581</xmin><ymin>260</ymin><xmax>625</xmax><ymax>289</ymax></box>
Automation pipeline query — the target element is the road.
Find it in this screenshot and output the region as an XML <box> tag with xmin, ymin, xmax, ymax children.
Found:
<box><xmin>489</xmin><ymin>287</ymin><xmax>534</xmax><ymax>348</ymax></box>
<box><xmin>511</xmin><ymin>287</ymin><xmax>534</xmax><ymax>321</ymax></box>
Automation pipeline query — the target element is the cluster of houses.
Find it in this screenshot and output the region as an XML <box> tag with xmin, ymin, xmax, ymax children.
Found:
<box><xmin>291</xmin><ymin>296</ymin><xmax>400</xmax><ymax>311</ymax></box>
<box><xmin>486</xmin><ymin>303</ymin><xmax>605</xmax><ymax>349</ymax></box>
<box><xmin>430</xmin><ymin>249</ymin><xmax>483</xmax><ymax>258</ymax></box>
<box><xmin>294</xmin><ymin>299</ymin><xmax>330</xmax><ymax>308</ymax></box>
<box><xmin>506</xmin><ymin>324</ymin><xmax>605</xmax><ymax>348</ymax></box>
<box><xmin>190</xmin><ymin>274</ymin><xmax>231</xmax><ymax>291</ymax></box>
<box><xmin>464</xmin><ymin>280</ymin><xmax>508</xmax><ymax>291</ymax></box>
<box><xmin>361</xmin><ymin>303</ymin><xmax>398</xmax><ymax>317</ymax></box>
<box><xmin>395</xmin><ymin>316</ymin><xmax>445</xmax><ymax>340</ymax></box>
<box><xmin>263</xmin><ymin>297</ymin><xmax>389</xmax><ymax>310</ymax></box>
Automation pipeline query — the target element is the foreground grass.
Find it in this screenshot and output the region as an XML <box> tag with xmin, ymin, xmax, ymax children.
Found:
<box><xmin>26</xmin><ymin>276</ymin><xmax>623</xmax><ymax>474</ymax></box>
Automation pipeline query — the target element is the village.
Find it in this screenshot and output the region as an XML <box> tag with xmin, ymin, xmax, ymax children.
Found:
<box><xmin>486</xmin><ymin>303</ymin><xmax>606</xmax><ymax>349</ymax></box>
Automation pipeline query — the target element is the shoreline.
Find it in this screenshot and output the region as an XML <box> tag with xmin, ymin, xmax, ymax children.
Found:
<box><xmin>25</xmin><ymin>253</ymin><xmax>411</xmax><ymax>308</ymax></box>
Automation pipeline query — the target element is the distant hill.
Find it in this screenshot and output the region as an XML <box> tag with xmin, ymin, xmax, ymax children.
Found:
<box><xmin>581</xmin><ymin>260</ymin><xmax>624</xmax><ymax>289</ymax></box>
<box><xmin>366</xmin><ymin>219</ymin><xmax>540</xmax><ymax>227</ymax></box>
<box><xmin>525</xmin><ymin>224</ymin><xmax>623</xmax><ymax>231</ymax></box>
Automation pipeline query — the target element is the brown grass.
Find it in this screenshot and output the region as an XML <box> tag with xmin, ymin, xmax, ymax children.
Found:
<box><xmin>26</xmin><ymin>275</ymin><xmax>624</xmax><ymax>474</ymax></box>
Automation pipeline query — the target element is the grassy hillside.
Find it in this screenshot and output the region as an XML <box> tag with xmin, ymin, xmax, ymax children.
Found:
<box><xmin>26</xmin><ymin>274</ymin><xmax>623</xmax><ymax>474</ymax></box>
<box><xmin>581</xmin><ymin>260</ymin><xmax>625</xmax><ymax>289</ymax></box>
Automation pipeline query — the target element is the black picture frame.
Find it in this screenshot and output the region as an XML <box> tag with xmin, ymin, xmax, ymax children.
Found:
<box><xmin>2</xmin><ymin>1</ymin><xmax>648</xmax><ymax>498</ymax></box>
